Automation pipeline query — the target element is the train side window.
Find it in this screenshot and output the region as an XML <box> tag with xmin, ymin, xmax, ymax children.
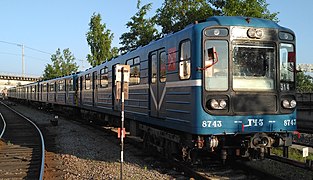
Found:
<box><xmin>179</xmin><ymin>40</ymin><xmax>191</xmax><ymax>80</ymax></box>
<box><xmin>100</xmin><ymin>67</ymin><xmax>109</xmax><ymax>88</ymax></box>
<box><xmin>43</xmin><ymin>84</ymin><xmax>47</xmax><ymax>92</ymax></box>
<box><xmin>151</xmin><ymin>53</ymin><xmax>157</xmax><ymax>84</ymax></box>
<box><xmin>58</xmin><ymin>80</ymin><xmax>65</xmax><ymax>91</ymax></box>
<box><xmin>50</xmin><ymin>83</ymin><xmax>55</xmax><ymax>92</ymax></box>
<box><xmin>160</xmin><ymin>52</ymin><xmax>166</xmax><ymax>82</ymax></box>
<box><xmin>127</xmin><ymin>57</ymin><xmax>141</xmax><ymax>85</ymax></box>
<box><xmin>85</xmin><ymin>74</ymin><xmax>91</xmax><ymax>90</ymax></box>
<box><xmin>68</xmin><ymin>78</ymin><xmax>73</xmax><ymax>91</ymax></box>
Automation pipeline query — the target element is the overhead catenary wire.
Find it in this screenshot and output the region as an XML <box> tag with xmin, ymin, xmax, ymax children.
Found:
<box><xmin>0</xmin><ymin>40</ymin><xmax>52</xmax><ymax>55</ymax></box>
<box><xmin>0</xmin><ymin>40</ymin><xmax>52</xmax><ymax>76</ymax></box>
<box><xmin>0</xmin><ymin>40</ymin><xmax>87</xmax><ymax>74</ymax></box>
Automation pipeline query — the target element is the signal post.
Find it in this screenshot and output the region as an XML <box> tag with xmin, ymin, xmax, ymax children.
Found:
<box><xmin>115</xmin><ymin>65</ymin><xmax>130</xmax><ymax>180</ymax></box>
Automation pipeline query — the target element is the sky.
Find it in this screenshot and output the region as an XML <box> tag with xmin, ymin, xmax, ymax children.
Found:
<box><xmin>0</xmin><ymin>0</ymin><xmax>312</xmax><ymax>77</ymax></box>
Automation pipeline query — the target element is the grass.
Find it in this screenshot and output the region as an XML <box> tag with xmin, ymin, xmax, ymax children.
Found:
<box><xmin>271</xmin><ymin>147</ymin><xmax>313</xmax><ymax>162</ymax></box>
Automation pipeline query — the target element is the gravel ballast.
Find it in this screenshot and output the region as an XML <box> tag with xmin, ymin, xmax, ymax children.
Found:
<box><xmin>6</xmin><ymin>102</ymin><xmax>172</xmax><ymax>179</ymax></box>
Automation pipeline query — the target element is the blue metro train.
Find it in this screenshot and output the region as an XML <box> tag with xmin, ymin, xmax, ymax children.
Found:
<box><xmin>8</xmin><ymin>16</ymin><xmax>297</xmax><ymax>161</ymax></box>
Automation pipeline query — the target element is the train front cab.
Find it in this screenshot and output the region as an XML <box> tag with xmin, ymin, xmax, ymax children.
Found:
<box><xmin>192</xmin><ymin>17</ymin><xmax>297</xmax><ymax>160</ymax></box>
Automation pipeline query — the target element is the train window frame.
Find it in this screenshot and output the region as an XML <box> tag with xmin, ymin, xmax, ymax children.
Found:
<box><xmin>179</xmin><ymin>40</ymin><xmax>191</xmax><ymax>80</ymax></box>
<box><xmin>85</xmin><ymin>74</ymin><xmax>91</xmax><ymax>90</ymax></box>
<box><xmin>100</xmin><ymin>67</ymin><xmax>109</xmax><ymax>88</ymax></box>
<box><xmin>160</xmin><ymin>51</ymin><xmax>167</xmax><ymax>82</ymax></box>
<box><xmin>126</xmin><ymin>57</ymin><xmax>141</xmax><ymax>85</ymax></box>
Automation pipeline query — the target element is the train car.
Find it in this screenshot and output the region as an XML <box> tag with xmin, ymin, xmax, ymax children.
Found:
<box><xmin>36</xmin><ymin>74</ymin><xmax>79</xmax><ymax>106</ymax></box>
<box><xmin>8</xmin><ymin>16</ymin><xmax>297</xmax><ymax>161</ymax></box>
<box><xmin>76</xmin><ymin>16</ymin><xmax>297</xmax><ymax>161</ymax></box>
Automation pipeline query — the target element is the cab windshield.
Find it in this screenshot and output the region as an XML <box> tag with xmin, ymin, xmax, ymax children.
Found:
<box><xmin>232</xmin><ymin>43</ymin><xmax>276</xmax><ymax>91</ymax></box>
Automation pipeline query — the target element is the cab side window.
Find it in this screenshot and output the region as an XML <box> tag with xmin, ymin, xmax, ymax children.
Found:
<box><xmin>179</xmin><ymin>40</ymin><xmax>191</xmax><ymax>80</ymax></box>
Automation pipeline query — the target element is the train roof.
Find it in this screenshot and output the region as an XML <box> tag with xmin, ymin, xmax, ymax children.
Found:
<box><xmin>205</xmin><ymin>16</ymin><xmax>292</xmax><ymax>32</ymax></box>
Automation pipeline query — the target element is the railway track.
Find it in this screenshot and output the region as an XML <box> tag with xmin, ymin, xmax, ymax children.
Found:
<box><xmin>0</xmin><ymin>101</ymin><xmax>45</xmax><ymax>179</ymax></box>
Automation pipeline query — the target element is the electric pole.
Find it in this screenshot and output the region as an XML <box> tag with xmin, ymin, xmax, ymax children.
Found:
<box><xmin>22</xmin><ymin>44</ymin><xmax>25</xmax><ymax>77</ymax></box>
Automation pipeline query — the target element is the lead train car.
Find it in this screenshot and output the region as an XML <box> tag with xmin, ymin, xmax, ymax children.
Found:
<box><xmin>9</xmin><ymin>16</ymin><xmax>297</xmax><ymax>161</ymax></box>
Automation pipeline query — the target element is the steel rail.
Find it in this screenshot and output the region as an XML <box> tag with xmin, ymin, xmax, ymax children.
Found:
<box><xmin>0</xmin><ymin>113</ymin><xmax>6</xmax><ymax>138</ymax></box>
<box><xmin>0</xmin><ymin>101</ymin><xmax>45</xmax><ymax>180</ymax></box>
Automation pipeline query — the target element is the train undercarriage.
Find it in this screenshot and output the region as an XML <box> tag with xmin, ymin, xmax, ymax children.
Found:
<box><xmin>133</xmin><ymin>121</ymin><xmax>294</xmax><ymax>163</ymax></box>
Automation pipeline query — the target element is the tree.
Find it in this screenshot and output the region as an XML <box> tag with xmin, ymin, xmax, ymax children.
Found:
<box><xmin>86</xmin><ymin>13</ymin><xmax>118</xmax><ymax>67</ymax></box>
<box><xmin>119</xmin><ymin>0</ymin><xmax>159</xmax><ymax>53</ymax></box>
<box><xmin>155</xmin><ymin>0</ymin><xmax>214</xmax><ymax>35</ymax></box>
<box><xmin>209</xmin><ymin>0</ymin><xmax>279</xmax><ymax>22</ymax></box>
<box><xmin>43</xmin><ymin>48</ymin><xmax>78</xmax><ymax>80</ymax></box>
<box><xmin>155</xmin><ymin>0</ymin><xmax>279</xmax><ymax>35</ymax></box>
<box><xmin>296</xmin><ymin>71</ymin><xmax>313</xmax><ymax>92</ymax></box>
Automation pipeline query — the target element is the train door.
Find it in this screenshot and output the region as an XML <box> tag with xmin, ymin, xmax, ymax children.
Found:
<box><xmin>149</xmin><ymin>49</ymin><xmax>167</xmax><ymax>118</ymax></box>
<box><xmin>92</xmin><ymin>71</ymin><xmax>97</xmax><ymax>106</ymax></box>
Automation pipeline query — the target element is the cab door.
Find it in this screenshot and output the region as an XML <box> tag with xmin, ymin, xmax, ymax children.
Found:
<box><xmin>149</xmin><ymin>49</ymin><xmax>167</xmax><ymax>118</ymax></box>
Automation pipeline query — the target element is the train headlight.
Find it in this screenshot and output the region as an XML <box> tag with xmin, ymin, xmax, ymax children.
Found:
<box><xmin>210</xmin><ymin>99</ymin><xmax>219</xmax><ymax>109</ymax></box>
<box><xmin>247</xmin><ymin>28</ymin><xmax>256</xmax><ymax>38</ymax></box>
<box><xmin>282</xmin><ymin>99</ymin><xmax>297</xmax><ymax>109</ymax></box>
<box><xmin>219</xmin><ymin>100</ymin><xmax>227</xmax><ymax>109</ymax></box>
<box><xmin>247</xmin><ymin>28</ymin><xmax>263</xmax><ymax>39</ymax></box>
<box><xmin>290</xmin><ymin>100</ymin><xmax>297</xmax><ymax>108</ymax></box>
<box><xmin>210</xmin><ymin>99</ymin><xmax>227</xmax><ymax>110</ymax></box>
<box><xmin>282</xmin><ymin>100</ymin><xmax>289</xmax><ymax>108</ymax></box>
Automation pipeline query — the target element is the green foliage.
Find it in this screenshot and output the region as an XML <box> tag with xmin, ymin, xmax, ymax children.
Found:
<box><xmin>155</xmin><ymin>0</ymin><xmax>279</xmax><ymax>35</ymax></box>
<box><xmin>271</xmin><ymin>147</ymin><xmax>313</xmax><ymax>162</ymax></box>
<box><xmin>296</xmin><ymin>71</ymin><xmax>313</xmax><ymax>92</ymax></box>
<box><xmin>119</xmin><ymin>1</ymin><xmax>159</xmax><ymax>53</ymax></box>
<box><xmin>155</xmin><ymin>0</ymin><xmax>214</xmax><ymax>35</ymax></box>
<box><xmin>43</xmin><ymin>48</ymin><xmax>78</xmax><ymax>80</ymax></box>
<box><xmin>209</xmin><ymin>0</ymin><xmax>279</xmax><ymax>22</ymax></box>
<box><xmin>86</xmin><ymin>13</ymin><xmax>118</xmax><ymax>67</ymax></box>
